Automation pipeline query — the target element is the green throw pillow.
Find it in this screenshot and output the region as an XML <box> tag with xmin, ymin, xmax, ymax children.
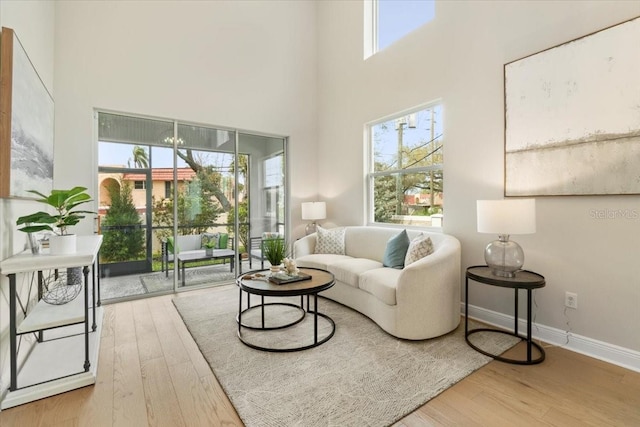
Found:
<box><xmin>166</xmin><ymin>236</ymin><xmax>179</xmax><ymax>254</ymax></box>
<box><xmin>218</xmin><ymin>233</ymin><xmax>229</xmax><ymax>249</ymax></box>
<box><xmin>382</xmin><ymin>229</ymin><xmax>410</xmax><ymax>269</ymax></box>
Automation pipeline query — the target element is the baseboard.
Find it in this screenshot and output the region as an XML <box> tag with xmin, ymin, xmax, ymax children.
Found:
<box><xmin>463</xmin><ymin>303</ymin><xmax>640</xmax><ymax>373</ymax></box>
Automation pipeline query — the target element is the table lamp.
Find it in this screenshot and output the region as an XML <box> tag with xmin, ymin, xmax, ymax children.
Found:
<box><xmin>301</xmin><ymin>202</ymin><xmax>326</xmax><ymax>235</ymax></box>
<box><xmin>476</xmin><ymin>199</ymin><xmax>536</xmax><ymax>277</ymax></box>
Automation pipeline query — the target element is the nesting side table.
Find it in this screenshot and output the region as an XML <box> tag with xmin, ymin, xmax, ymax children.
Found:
<box><xmin>465</xmin><ymin>265</ymin><xmax>546</xmax><ymax>365</ymax></box>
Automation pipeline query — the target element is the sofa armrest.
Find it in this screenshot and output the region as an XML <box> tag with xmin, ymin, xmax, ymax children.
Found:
<box><xmin>293</xmin><ymin>234</ymin><xmax>317</xmax><ymax>258</ymax></box>
<box><xmin>394</xmin><ymin>236</ymin><xmax>462</xmax><ymax>338</ymax></box>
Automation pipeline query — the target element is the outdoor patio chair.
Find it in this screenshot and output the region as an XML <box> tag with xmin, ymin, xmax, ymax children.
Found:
<box><xmin>249</xmin><ymin>232</ymin><xmax>283</xmax><ymax>269</ymax></box>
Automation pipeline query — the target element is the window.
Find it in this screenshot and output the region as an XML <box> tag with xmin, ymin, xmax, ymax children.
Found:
<box><xmin>365</xmin><ymin>0</ymin><xmax>435</xmax><ymax>58</ymax></box>
<box><xmin>368</xmin><ymin>102</ymin><xmax>443</xmax><ymax>227</ymax></box>
<box><xmin>134</xmin><ymin>180</ymin><xmax>146</xmax><ymax>190</ymax></box>
<box><xmin>164</xmin><ymin>181</ymin><xmax>172</xmax><ymax>199</ymax></box>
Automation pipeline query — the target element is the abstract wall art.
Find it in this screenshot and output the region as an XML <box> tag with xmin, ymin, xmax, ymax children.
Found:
<box><xmin>504</xmin><ymin>17</ymin><xmax>640</xmax><ymax>196</ymax></box>
<box><xmin>0</xmin><ymin>27</ymin><xmax>54</xmax><ymax>199</ymax></box>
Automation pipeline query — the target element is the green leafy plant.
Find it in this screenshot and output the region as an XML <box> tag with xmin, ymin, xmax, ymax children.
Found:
<box><xmin>16</xmin><ymin>187</ymin><xmax>95</xmax><ymax>235</ymax></box>
<box><xmin>263</xmin><ymin>238</ymin><xmax>287</xmax><ymax>266</ymax></box>
<box><xmin>203</xmin><ymin>240</ymin><xmax>217</xmax><ymax>249</ymax></box>
<box><xmin>100</xmin><ymin>181</ymin><xmax>145</xmax><ymax>263</ymax></box>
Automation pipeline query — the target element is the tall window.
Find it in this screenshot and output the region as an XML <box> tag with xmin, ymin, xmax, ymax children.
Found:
<box><xmin>368</xmin><ymin>102</ymin><xmax>443</xmax><ymax>227</ymax></box>
<box><xmin>365</xmin><ymin>0</ymin><xmax>435</xmax><ymax>58</ymax></box>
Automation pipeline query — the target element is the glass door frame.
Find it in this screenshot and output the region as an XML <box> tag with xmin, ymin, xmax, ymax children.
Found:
<box><xmin>96</xmin><ymin>109</ymin><xmax>290</xmax><ymax>297</ymax></box>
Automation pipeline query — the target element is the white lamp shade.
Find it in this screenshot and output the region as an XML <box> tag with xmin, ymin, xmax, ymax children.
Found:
<box><xmin>301</xmin><ymin>202</ymin><xmax>326</xmax><ymax>221</ymax></box>
<box><xmin>477</xmin><ymin>199</ymin><xmax>536</xmax><ymax>235</ymax></box>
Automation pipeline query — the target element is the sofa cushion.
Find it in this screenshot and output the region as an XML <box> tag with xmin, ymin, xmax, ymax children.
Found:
<box><xmin>327</xmin><ymin>258</ymin><xmax>383</xmax><ymax>288</ymax></box>
<box><xmin>315</xmin><ymin>226</ymin><xmax>346</xmax><ymax>255</ymax></box>
<box><xmin>382</xmin><ymin>229</ymin><xmax>410</xmax><ymax>269</ymax></box>
<box><xmin>359</xmin><ymin>268</ymin><xmax>401</xmax><ymax>306</ymax></box>
<box><xmin>296</xmin><ymin>254</ymin><xmax>352</xmax><ymax>271</ymax></box>
<box><xmin>176</xmin><ymin>235</ymin><xmax>202</xmax><ymax>251</ymax></box>
<box><xmin>405</xmin><ymin>234</ymin><xmax>434</xmax><ymax>266</ymax></box>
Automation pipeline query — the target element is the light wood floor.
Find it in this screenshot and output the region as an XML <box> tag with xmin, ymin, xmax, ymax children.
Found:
<box><xmin>1</xmin><ymin>285</ymin><xmax>639</xmax><ymax>426</ymax></box>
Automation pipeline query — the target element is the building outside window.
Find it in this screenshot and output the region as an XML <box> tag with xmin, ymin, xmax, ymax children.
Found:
<box><xmin>365</xmin><ymin>0</ymin><xmax>435</xmax><ymax>58</ymax></box>
<box><xmin>368</xmin><ymin>102</ymin><xmax>443</xmax><ymax>227</ymax></box>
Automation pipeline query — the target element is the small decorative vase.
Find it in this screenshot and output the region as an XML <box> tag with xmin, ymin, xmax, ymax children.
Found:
<box><xmin>270</xmin><ymin>265</ymin><xmax>281</xmax><ymax>274</ymax></box>
<box><xmin>205</xmin><ymin>248</ymin><xmax>213</xmax><ymax>256</ymax></box>
<box><xmin>49</xmin><ymin>234</ymin><xmax>77</xmax><ymax>255</ymax></box>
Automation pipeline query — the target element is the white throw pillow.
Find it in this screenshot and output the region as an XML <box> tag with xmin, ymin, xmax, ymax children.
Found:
<box><xmin>404</xmin><ymin>233</ymin><xmax>434</xmax><ymax>266</ymax></box>
<box><xmin>315</xmin><ymin>226</ymin><xmax>346</xmax><ymax>255</ymax></box>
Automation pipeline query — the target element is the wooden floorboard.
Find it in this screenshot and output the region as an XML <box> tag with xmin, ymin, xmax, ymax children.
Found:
<box><xmin>1</xmin><ymin>287</ymin><xmax>639</xmax><ymax>426</ymax></box>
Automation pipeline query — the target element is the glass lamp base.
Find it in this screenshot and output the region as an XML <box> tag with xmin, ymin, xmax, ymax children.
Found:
<box><xmin>305</xmin><ymin>222</ymin><xmax>318</xmax><ymax>235</ymax></box>
<box><xmin>484</xmin><ymin>235</ymin><xmax>524</xmax><ymax>278</ymax></box>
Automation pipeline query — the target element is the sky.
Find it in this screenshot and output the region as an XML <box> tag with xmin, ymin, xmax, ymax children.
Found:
<box><xmin>378</xmin><ymin>0</ymin><xmax>435</xmax><ymax>51</ymax></box>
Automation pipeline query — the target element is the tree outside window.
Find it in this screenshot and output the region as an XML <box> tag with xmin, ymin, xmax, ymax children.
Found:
<box><xmin>369</xmin><ymin>103</ymin><xmax>443</xmax><ymax>227</ymax></box>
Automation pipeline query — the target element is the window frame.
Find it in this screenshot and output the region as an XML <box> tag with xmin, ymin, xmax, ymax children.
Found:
<box><xmin>364</xmin><ymin>0</ymin><xmax>435</xmax><ymax>59</ymax></box>
<box><xmin>366</xmin><ymin>101</ymin><xmax>444</xmax><ymax>228</ymax></box>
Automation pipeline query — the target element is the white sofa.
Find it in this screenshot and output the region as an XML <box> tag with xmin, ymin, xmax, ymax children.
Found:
<box><xmin>294</xmin><ymin>226</ymin><xmax>461</xmax><ymax>340</ymax></box>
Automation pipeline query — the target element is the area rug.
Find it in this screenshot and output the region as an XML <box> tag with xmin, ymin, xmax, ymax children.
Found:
<box><xmin>140</xmin><ymin>266</ymin><xmax>235</xmax><ymax>293</ymax></box>
<box><xmin>173</xmin><ymin>286</ymin><xmax>518</xmax><ymax>427</ymax></box>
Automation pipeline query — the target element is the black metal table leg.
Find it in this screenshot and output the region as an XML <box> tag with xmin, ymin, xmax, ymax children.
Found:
<box><xmin>97</xmin><ymin>255</ymin><xmax>102</xmax><ymax>307</ymax></box>
<box><xmin>314</xmin><ymin>293</ymin><xmax>318</xmax><ymax>344</ymax></box>
<box><xmin>514</xmin><ymin>288</ymin><xmax>519</xmax><ymax>336</ymax></box>
<box><xmin>92</xmin><ymin>261</ymin><xmax>97</xmax><ymax>331</ymax></box>
<box><xmin>83</xmin><ymin>266</ymin><xmax>91</xmax><ymax>372</ymax></box>
<box><xmin>527</xmin><ymin>289</ymin><xmax>533</xmax><ymax>362</ymax></box>
<box><xmin>9</xmin><ymin>274</ymin><xmax>17</xmax><ymax>391</ymax></box>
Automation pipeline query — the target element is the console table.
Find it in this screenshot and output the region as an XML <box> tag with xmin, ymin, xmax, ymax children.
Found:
<box><xmin>465</xmin><ymin>265</ymin><xmax>546</xmax><ymax>365</ymax></box>
<box><xmin>0</xmin><ymin>235</ymin><xmax>103</xmax><ymax>409</ymax></box>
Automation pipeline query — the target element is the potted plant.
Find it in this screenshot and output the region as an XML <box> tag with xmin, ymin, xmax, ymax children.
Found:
<box><xmin>16</xmin><ymin>186</ymin><xmax>95</xmax><ymax>255</ymax></box>
<box><xmin>203</xmin><ymin>240</ymin><xmax>217</xmax><ymax>256</ymax></box>
<box><xmin>262</xmin><ymin>238</ymin><xmax>287</xmax><ymax>272</ymax></box>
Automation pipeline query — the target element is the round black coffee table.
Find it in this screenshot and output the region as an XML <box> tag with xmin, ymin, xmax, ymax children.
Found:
<box><xmin>236</xmin><ymin>267</ymin><xmax>335</xmax><ymax>352</ymax></box>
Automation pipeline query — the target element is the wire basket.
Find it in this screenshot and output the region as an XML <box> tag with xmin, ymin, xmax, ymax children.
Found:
<box><xmin>42</xmin><ymin>269</ymin><xmax>83</xmax><ymax>305</ymax></box>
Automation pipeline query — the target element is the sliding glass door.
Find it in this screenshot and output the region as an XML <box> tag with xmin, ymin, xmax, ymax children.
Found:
<box><xmin>96</xmin><ymin>111</ymin><xmax>287</xmax><ymax>301</ymax></box>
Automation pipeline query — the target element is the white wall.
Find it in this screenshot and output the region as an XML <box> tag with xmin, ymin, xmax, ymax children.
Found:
<box><xmin>0</xmin><ymin>0</ymin><xmax>55</xmax><ymax>402</ymax></box>
<box><xmin>54</xmin><ymin>0</ymin><xmax>318</xmax><ymax>238</ymax></box>
<box><xmin>317</xmin><ymin>1</ymin><xmax>640</xmax><ymax>354</ymax></box>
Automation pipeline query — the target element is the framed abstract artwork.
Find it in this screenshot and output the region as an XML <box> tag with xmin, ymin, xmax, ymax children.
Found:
<box><xmin>504</xmin><ymin>17</ymin><xmax>640</xmax><ymax>196</ymax></box>
<box><xmin>0</xmin><ymin>27</ymin><xmax>54</xmax><ymax>199</ymax></box>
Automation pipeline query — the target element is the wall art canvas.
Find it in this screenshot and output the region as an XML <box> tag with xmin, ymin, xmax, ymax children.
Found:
<box><xmin>504</xmin><ymin>17</ymin><xmax>640</xmax><ymax>196</ymax></box>
<box><xmin>0</xmin><ymin>27</ymin><xmax>54</xmax><ymax>199</ymax></box>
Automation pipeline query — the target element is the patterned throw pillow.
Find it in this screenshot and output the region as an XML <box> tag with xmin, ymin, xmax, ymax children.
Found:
<box><xmin>315</xmin><ymin>226</ymin><xmax>346</xmax><ymax>255</ymax></box>
<box><xmin>404</xmin><ymin>233</ymin><xmax>434</xmax><ymax>266</ymax></box>
<box><xmin>201</xmin><ymin>233</ymin><xmax>219</xmax><ymax>248</ymax></box>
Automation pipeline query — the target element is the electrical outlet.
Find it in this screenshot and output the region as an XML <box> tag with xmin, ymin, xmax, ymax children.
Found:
<box><xmin>565</xmin><ymin>292</ymin><xmax>578</xmax><ymax>309</ymax></box>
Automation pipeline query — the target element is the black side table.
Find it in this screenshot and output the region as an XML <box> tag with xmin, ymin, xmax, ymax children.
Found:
<box><xmin>465</xmin><ymin>265</ymin><xmax>546</xmax><ymax>365</ymax></box>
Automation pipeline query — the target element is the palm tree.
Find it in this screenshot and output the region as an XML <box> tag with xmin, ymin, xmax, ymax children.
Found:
<box><xmin>131</xmin><ymin>145</ymin><xmax>149</xmax><ymax>168</ymax></box>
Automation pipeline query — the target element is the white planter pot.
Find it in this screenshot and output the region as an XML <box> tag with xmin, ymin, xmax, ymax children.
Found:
<box><xmin>49</xmin><ymin>234</ymin><xmax>77</xmax><ymax>255</ymax></box>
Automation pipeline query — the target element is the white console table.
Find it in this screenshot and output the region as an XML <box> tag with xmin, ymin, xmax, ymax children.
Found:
<box><xmin>0</xmin><ymin>235</ymin><xmax>103</xmax><ymax>409</ymax></box>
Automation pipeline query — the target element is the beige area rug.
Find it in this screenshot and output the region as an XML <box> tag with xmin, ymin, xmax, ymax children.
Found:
<box><xmin>173</xmin><ymin>286</ymin><xmax>518</xmax><ymax>427</ymax></box>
